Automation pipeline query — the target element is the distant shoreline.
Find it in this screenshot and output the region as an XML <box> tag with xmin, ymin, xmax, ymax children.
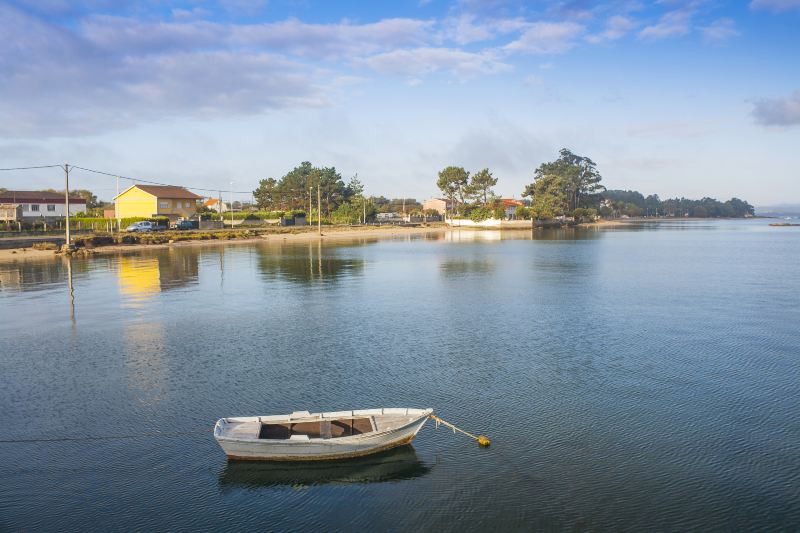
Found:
<box><xmin>0</xmin><ymin>217</ymin><xmax>764</xmax><ymax>264</ymax></box>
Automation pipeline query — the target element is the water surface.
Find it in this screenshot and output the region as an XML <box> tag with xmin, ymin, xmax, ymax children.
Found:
<box><xmin>1</xmin><ymin>220</ymin><xmax>798</xmax><ymax>531</ymax></box>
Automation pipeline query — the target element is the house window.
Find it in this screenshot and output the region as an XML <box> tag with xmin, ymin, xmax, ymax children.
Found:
<box><xmin>31</xmin><ymin>204</ymin><xmax>40</xmax><ymax>212</ymax></box>
<box><xmin>47</xmin><ymin>204</ymin><xmax>56</xmax><ymax>211</ymax></box>
<box><xmin>159</xmin><ymin>201</ymin><xmax>170</xmax><ymax>208</ymax></box>
<box><xmin>185</xmin><ymin>202</ymin><xmax>191</xmax><ymax>208</ymax></box>
<box><xmin>21</xmin><ymin>204</ymin><xmax>29</xmax><ymax>211</ymax></box>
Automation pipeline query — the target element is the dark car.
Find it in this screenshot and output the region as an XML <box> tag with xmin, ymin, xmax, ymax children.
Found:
<box><xmin>173</xmin><ymin>219</ymin><xmax>199</xmax><ymax>230</ymax></box>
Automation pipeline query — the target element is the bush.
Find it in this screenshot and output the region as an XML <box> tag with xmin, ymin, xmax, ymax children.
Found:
<box><xmin>467</xmin><ymin>206</ymin><xmax>504</xmax><ymax>222</ymax></box>
<box><xmin>516</xmin><ymin>206</ymin><xmax>532</xmax><ymax>220</ymax></box>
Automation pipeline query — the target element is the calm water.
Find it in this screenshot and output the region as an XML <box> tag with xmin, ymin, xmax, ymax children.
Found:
<box><xmin>1</xmin><ymin>220</ymin><xmax>798</xmax><ymax>531</ymax></box>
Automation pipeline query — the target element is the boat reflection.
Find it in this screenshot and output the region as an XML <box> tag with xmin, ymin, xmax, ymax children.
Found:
<box><xmin>218</xmin><ymin>445</ymin><xmax>430</xmax><ymax>490</ymax></box>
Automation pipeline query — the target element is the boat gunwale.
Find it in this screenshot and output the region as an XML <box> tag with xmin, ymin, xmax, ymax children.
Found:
<box><xmin>214</xmin><ymin>408</ymin><xmax>432</xmax><ymax>445</ymax></box>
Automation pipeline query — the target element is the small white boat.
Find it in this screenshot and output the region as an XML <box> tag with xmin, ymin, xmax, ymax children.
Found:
<box><xmin>214</xmin><ymin>407</ymin><xmax>432</xmax><ymax>461</ymax></box>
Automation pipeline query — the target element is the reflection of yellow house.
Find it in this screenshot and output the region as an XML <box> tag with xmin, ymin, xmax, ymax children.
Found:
<box><xmin>114</xmin><ymin>185</ymin><xmax>202</xmax><ymax>221</ymax></box>
<box><xmin>118</xmin><ymin>256</ymin><xmax>161</xmax><ymax>303</ymax></box>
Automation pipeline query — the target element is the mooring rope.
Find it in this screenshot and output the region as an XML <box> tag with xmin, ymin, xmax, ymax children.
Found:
<box><xmin>0</xmin><ymin>429</ymin><xmax>208</xmax><ymax>444</ymax></box>
<box><xmin>430</xmin><ymin>414</ymin><xmax>491</xmax><ymax>446</ymax></box>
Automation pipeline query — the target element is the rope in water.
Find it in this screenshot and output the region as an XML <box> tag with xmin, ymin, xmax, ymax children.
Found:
<box><xmin>430</xmin><ymin>414</ymin><xmax>491</xmax><ymax>447</ymax></box>
<box><xmin>0</xmin><ymin>429</ymin><xmax>208</xmax><ymax>444</ymax></box>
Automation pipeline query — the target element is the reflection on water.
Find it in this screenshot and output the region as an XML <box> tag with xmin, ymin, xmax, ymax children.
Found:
<box><xmin>123</xmin><ymin>320</ymin><xmax>168</xmax><ymax>402</ymax></box>
<box><xmin>1</xmin><ymin>220</ymin><xmax>799</xmax><ymax>531</ymax></box>
<box><xmin>438</xmin><ymin>227</ymin><xmax>605</xmax><ymax>242</ymax></box>
<box><xmin>118</xmin><ymin>257</ymin><xmax>162</xmax><ymax>300</ymax></box>
<box><xmin>66</xmin><ymin>257</ymin><xmax>75</xmax><ymax>328</ymax></box>
<box><xmin>256</xmin><ymin>241</ymin><xmax>365</xmax><ymax>284</ymax></box>
<box><xmin>532</xmin><ymin>227</ymin><xmax>602</xmax><ymax>240</ymax></box>
<box><xmin>218</xmin><ymin>446</ymin><xmax>430</xmax><ymax>490</ymax></box>
<box><xmin>440</xmin><ymin>259</ymin><xmax>495</xmax><ymax>277</ymax></box>
<box><xmin>117</xmin><ymin>249</ymin><xmax>199</xmax><ymax>306</ymax></box>
<box><xmin>0</xmin><ymin>256</ymin><xmax>90</xmax><ymax>292</ymax></box>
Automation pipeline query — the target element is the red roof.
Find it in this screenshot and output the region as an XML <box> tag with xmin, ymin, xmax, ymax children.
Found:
<box><xmin>131</xmin><ymin>185</ymin><xmax>202</xmax><ymax>200</ymax></box>
<box><xmin>0</xmin><ymin>190</ymin><xmax>86</xmax><ymax>204</ymax></box>
<box><xmin>500</xmin><ymin>199</ymin><xmax>524</xmax><ymax>207</ymax></box>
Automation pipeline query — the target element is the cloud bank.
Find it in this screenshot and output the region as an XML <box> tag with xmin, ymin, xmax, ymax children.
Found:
<box><xmin>752</xmin><ymin>91</ymin><xmax>800</xmax><ymax>126</ymax></box>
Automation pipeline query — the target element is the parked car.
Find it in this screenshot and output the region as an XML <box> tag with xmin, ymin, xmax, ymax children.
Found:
<box><xmin>173</xmin><ymin>219</ymin><xmax>199</xmax><ymax>230</ymax></box>
<box><xmin>125</xmin><ymin>221</ymin><xmax>155</xmax><ymax>232</ymax></box>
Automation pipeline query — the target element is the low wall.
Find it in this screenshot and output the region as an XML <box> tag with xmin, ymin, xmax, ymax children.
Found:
<box><xmin>446</xmin><ymin>219</ymin><xmax>532</xmax><ymax>228</ymax></box>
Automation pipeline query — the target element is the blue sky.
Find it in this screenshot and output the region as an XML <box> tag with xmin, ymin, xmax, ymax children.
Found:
<box><xmin>1</xmin><ymin>0</ymin><xmax>798</xmax><ymax>205</ymax></box>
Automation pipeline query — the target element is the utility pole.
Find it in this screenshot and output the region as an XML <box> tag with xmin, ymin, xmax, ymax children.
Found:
<box><xmin>115</xmin><ymin>175</ymin><xmax>120</xmax><ymax>233</ymax></box>
<box><xmin>64</xmin><ymin>163</ymin><xmax>71</xmax><ymax>246</ymax></box>
<box><xmin>229</xmin><ymin>181</ymin><xmax>234</xmax><ymax>228</ymax></box>
<box><xmin>218</xmin><ymin>190</ymin><xmax>222</xmax><ymax>225</ymax></box>
<box><xmin>363</xmin><ymin>197</ymin><xmax>366</xmax><ymax>225</ymax></box>
<box><xmin>317</xmin><ymin>185</ymin><xmax>321</xmax><ymax>235</ymax></box>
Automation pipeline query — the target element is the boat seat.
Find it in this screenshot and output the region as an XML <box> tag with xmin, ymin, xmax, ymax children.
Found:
<box><xmin>289</xmin><ymin>434</ymin><xmax>310</xmax><ymax>441</ymax></box>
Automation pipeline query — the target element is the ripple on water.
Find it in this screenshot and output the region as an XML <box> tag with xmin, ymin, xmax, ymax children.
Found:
<box><xmin>0</xmin><ymin>222</ymin><xmax>799</xmax><ymax>530</ymax></box>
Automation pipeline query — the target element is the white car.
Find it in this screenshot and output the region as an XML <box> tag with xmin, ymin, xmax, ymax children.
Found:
<box><xmin>125</xmin><ymin>221</ymin><xmax>154</xmax><ymax>232</ymax></box>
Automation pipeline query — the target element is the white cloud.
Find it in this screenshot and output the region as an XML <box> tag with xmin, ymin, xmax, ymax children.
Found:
<box><xmin>749</xmin><ymin>0</ymin><xmax>800</xmax><ymax>12</ymax></box>
<box><xmin>752</xmin><ymin>91</ymin><xmax>800</xmax><ymax>126</ymax></box>
<box><xmin>440</xmin><ymin>14</ymin><xmax>493</xmax><ymax>45</ymax></box>
<box><xmin>0</xmin><ymin>5</ymin><xmax>324</xmax><ymax>137</ymax></box>
<box><xmin>523</xmin><ymin>74</ymin><xmax>543</xmax><ymax>86</ymax></box>
<box><xmin>586</xmin><ymin>15</ymin><xmax>636</xmax><ymax>43</ymax></box>
<box><xmin>638</xmin><ymin>9</ymin><xmax>692</xmax><ymax>40</ymax></box>
<box><xmin>699</xmin><ymin>18</ymin><xmax>739</xmax><ymax>42</ymax></box>
<box><xmin>504</xmin><ymin>21</ymin><xmax>584</xmax><ymax>54</ymax></box>
<box><xmin>231</xmin><ymin>17</ymin><xmax>435</xmax><ymax>58</ymax></box>
<box><xmin>358</xmin><ymin>47</ymin><xmax>511</xmax><ymax>78</ymax></box>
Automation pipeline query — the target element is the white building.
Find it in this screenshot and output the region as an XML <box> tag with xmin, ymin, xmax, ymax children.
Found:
<box><xmin>203</xmin><ymin>198</ymin><xmax>230</xmax><ymax>213</ymax></box>
<box><xmin>0</xmin><ymin>191</ymin><xmax>86</xmax><ymax>220</ymax></box>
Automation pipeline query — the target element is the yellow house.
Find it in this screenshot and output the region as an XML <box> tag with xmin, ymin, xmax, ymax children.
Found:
<box><xmin>114</xmin><ymin>185</ymin><xmax>202</xmax><ymax>221</ymax></box>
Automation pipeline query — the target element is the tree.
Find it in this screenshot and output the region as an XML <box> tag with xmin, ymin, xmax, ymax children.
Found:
<box><xmin>331</xmin><ymin>199</ymin><xmax>376</xmax><ymax>224</ymax></box>
<box><xmin>44</xmin><ymin>188</ymin><xmax>100</xmax><ymax>208</ymax></box>
<box><xmin>253</xmin><ymin>177</ymin><xmax>278</xmax><ymax>209</ymax></box>
<box><xmin>645</xmin><ymin>194</ymin><xmax>661</xmax><ymax>216</ymax></box>
<box><xmin>437</xmin><ymin>166</ymin><xmax>469</xmax><ymax>216</ymax></box>
<box><xmin>345</xmin><ymin>174</ymin><xmax>364</xmax><ymax>200</ymax></box>
<box><xmin>253</xmin><ymin>162</ymin><xmax>347</xmax><ymax>215</ymax></box>
<box><xmin>466</xmin><ymin>168</ymin><xmax>497</xmax><ymax>204</ymax></box>
<box><xmin>528</xmin><ymin>149</ymin><xmax>605</xmax><ymax>212</ymax></box>
<box><xmin>73</xmin><ymin>189</ymin><xmax>99</xmax><ymax>209</ymax></box>
<box><xmin>529</xmin><ymin>174</ymin><xmax>568</xmax><ymax>220</ymax></box>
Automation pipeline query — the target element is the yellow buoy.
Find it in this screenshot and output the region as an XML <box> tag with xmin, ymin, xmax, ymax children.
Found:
<box><xmin>477</xmin><ymin>435</ymin><xmax>491</xmax><ymax>447</ymax></box>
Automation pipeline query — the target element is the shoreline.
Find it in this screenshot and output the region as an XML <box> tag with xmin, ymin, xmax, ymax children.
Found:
<box><xmin>0</xmin><ymin>218</ymin><xmax>761</xmax><ymax>264</ymax></box>
<box><xmin>0</xmin><ymin>225</ymin><xmax>451</xmax><ymax>263</ymax></box>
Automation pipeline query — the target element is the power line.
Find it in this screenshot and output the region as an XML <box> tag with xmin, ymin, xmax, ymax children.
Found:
<box><xmin>70</xmin><ymin>164</ymin><xmax>312</xmax><ymax>196</ymax></box>
<box><xmin>1</xmin><ymin>162</ymin><xmax>333</xmax><ymax>198</ymax></box>
<box><xmin>0</xmin><ymin>164</ymin><xmax>63</xmax><ymax>171</ymax></box>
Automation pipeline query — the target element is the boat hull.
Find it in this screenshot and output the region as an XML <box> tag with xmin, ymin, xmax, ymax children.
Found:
<box><xmin>215</xmin><ymin>409</ymin><xmax>430</xmax><ymax>461</ymax></box>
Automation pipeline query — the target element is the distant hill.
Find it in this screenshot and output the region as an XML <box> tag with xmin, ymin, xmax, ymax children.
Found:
<box><xmin>756</xmin><ymin>204</ymin><xmax>800</xmax><ymax>218</ymax></box>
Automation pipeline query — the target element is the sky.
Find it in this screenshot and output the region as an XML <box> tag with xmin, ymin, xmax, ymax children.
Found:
<box><xmin>0</xmin><ymin>0</ymin><xmax>798</xmax><ymax>206</ymax></box>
